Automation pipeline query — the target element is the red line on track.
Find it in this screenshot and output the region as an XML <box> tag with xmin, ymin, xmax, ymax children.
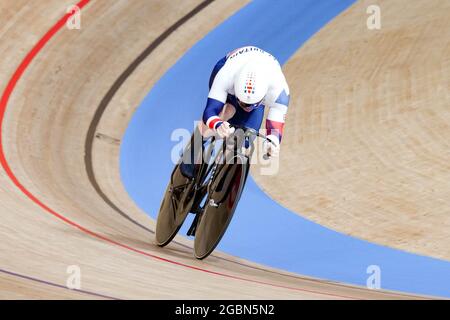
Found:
<box><xmin>0</xmin><ymin>0</ymin><xmax>357</xmax><ymax>300</ymax></box>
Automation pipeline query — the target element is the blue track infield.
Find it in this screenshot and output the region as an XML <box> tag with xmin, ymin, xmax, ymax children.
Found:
<box><xmin>120</xmin><ymin>0</ymin><xmax>450</xmax><ymax>297</ymax></box>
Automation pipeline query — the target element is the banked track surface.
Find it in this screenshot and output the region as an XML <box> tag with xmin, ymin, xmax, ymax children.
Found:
<box><xmin>253</xmin><ymin>0</ymin><xmax>450</xmax><ymax>261</ymax></box>
<box><xmin>0</xmin><ymin>0</ymin><xmax>429</xmax><ymax>299</ymax></box>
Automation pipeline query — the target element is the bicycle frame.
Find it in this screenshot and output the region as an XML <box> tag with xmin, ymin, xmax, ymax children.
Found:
<box><xmin>186</xmin><ymin>126</ymin><xmax>265</xmax><ymax>237</ymax></box>
<box><xmin>157</xmin><ymin>123</ymin><xmax>277</xmax><ymax>244</ymax></box>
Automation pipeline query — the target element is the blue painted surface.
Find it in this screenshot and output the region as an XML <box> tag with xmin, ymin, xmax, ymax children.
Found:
<box><xmin>120</xmin><ymin>0</ymin><xmax>450</xmax><ymax>297</ymax></box>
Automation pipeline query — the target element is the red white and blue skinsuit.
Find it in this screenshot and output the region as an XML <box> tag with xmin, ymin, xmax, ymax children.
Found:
<box><xmin>203</xmin><ymin>46</ymin><xmax>290</xmax><ymax>142</ymax></box>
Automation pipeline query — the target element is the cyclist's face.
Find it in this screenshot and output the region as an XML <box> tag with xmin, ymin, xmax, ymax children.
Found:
<box><xmin>237</xmin><ymin>98</ymin><xmax>264</xmax><ymax>112</ymax></box>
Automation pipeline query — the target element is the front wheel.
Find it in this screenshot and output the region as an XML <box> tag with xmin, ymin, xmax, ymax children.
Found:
<box><xmin>194</xmin><ymin>157</ymin><xmax>249</xmax><ymax>259</ymax></box>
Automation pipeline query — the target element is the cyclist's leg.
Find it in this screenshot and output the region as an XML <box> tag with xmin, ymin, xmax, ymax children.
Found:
<box><xmin>179</xmin><ymin>125</ymin><xmax>205</xmax><ymax>178</ymax></box>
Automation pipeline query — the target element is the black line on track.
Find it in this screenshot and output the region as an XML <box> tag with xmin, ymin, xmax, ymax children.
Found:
<box><xmin>84</xmin><ymin>0</ymin><xmax>214</xmax><ymax>237</ymax></box>
<box><xmin>0</xmin><ymin>268</ymin><xmax>119</xmax><ymax>300</ymax></box>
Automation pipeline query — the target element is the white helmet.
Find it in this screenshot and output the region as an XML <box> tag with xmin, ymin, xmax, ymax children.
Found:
<box><xmin>234</xmin><ymin>61</ymin><xmax>269</xmax><ymax>112</ymax></box>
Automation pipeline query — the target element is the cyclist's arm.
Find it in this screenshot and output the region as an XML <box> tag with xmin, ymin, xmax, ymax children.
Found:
<box><xmin>203</xmin><ymin>98</ymin><xmax>225</xmax><ymax>130</ymax></box>
<box><xmin>266</xmin><ymin>73</ymin><xmax>290</xmax><ymax>143</ymax></box>
<box><xmin>202</xmin><ymin>69</ymin><xmax>230</xmax><ymax>130</ymax></box>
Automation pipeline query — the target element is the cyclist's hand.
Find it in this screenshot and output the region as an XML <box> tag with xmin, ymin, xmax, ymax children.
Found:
<box><xmin>216</xmin><ymin>121</ymin><xmax>235</xmax><ymax>139</ymax></box>
<box><xmin>263</xmin><ymin>134</ymin><xmax>280</xmax><ymax>158</ymax></box>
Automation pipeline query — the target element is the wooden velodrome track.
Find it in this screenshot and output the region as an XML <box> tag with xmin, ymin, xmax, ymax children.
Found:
<box><xmin>0</xmin><ymin>0</ymin><xmax>446</xmax><ymax>299</ymax></box>
<box><xmin>254</xmin><ymin>0</ymin><xmax>450</xmax><ymax>261</ymax></box>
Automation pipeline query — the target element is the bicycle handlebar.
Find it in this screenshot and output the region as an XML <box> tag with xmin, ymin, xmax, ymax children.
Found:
<box><xmin>229</xmin><ymin>123</ymin><xmax>277</xmax><ymax>147</ymax></box>
<box><xmin>227</xmin><ymin>124</ymin><xmax>278</xmax><ymax>160</ymax></box>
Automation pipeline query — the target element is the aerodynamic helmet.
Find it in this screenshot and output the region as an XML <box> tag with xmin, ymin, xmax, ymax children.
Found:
<box><xmin>233</xmin><ymin>61</ymin><xmax>269</xmax><ymax>112</ymax></box>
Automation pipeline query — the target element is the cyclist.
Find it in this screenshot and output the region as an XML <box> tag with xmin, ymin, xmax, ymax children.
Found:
<box><xmin>180</xmin><ymin>46</ymin><xmax>290</xmax><ymax>177</ymax></box>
